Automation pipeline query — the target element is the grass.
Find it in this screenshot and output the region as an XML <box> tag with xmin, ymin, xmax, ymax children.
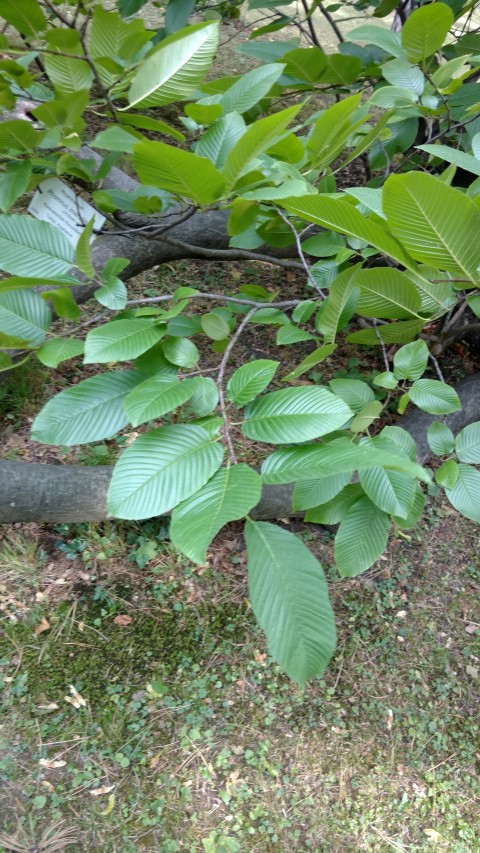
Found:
<box><xmin>1</xmin><ymin>501</ymin><xmax>479</xmax><ymax>852</ymax></box>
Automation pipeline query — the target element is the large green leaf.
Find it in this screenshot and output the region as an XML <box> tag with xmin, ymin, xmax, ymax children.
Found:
<box><xmin>245</xmin><ymin>521</ymin><xmax>337</xmax><ymax>684</ymax></box>
<box><xmin>383</xmin><ymin>172</ymin><xmax>480</xmax><ymax>283</ymax></box>
<box><xmin>222</xmin><ymin>106</ymin><xmax>300</xmax><ymax>192</ymax></box>
<box><xmin>84</xmin><ymin>319</ymin><xmax>165</xmax><ymax>364</ymax></box>
<box><xmin>31</xmin><ymin>370</ymin><xmax>140</xmax><ymax>445</ymax></box>
<box><xmin>188</xmin><ymin>377</ymin><xmax>219</xmax><ymax>416</ymax></box>
<box><xmin>89</xmin><ymin>6</ymin><xmax>151</xmax><ymax>87</ymax></box>
<box><xmin>455</xmin><ymin>422</ymin><xmax>480</xmax><ymax>463</ymax></box>
<box><xmin>382</xmin><ymin>59</ymin><xmax>425</xmax><ymax>96</ymax></box>
<box><xmin>409</xmin><ymin>379</ymin><xmax>461</xmax><ymax>414</ymax></box>
<box><xmin>0</xmin><ymin>291</ymin><xmax>51</xmax><ymax>346</ymax></box>
<box><xmin>445</xmin><ymin>463</ymin><xmax>480</xmax><ymax>523</ymax></box>
<box><xmin>124</xmin><ymin>375</ymin><xmax>199</xmax><ymax>426</ymax></box>
<box><xmin>0</xmin><ymin>215</ymin><xmax>73</xmax><ymax>277</ymax></box>
<box><xmin>171</xmin><ymin>464</ymin><xmax>261</xmax><ymax>563</ymax></box>
<box><xmin>128</xmin><ymin>21</ymin><xmax>219</xmax><ymax>108</ymax></box>
<box><xmin>347</xmin><ymin>318</ymin><xmax>424</xmax><ymax>346</ymax></box>
<box><xmin>355</xmin><ymin>268</ymin><xmax>422</xmax><ymax>319</ymax></box>
<box><xmin>334</xmin><ymin>496</ymin><xmax>391</xmax><ymax>577</ymax></box>
<box><xmin>262</xmin><ymin>438</ymin><xmax>430</xmax><ymax>484</ymax></box>
<box><xmin>348</xmin><ymin>24</ymin><xmax>406</xmax><ymax>58</ymax></box>
<box><xmin>304</xmin><ymin>484</ymin><xmax>364</xmax><ymax>524</ymax></box>
<box><xmin>401</xmin><ymin>2</ymin><xmax>453</xmax><ymax>62</ymax></box>
<box><xmin>134</xmin><ymin>140</ymin><xmax>225</xmax><ymax>205</ymax></box>
<box><xmin>292</xmin><ymin>472</ymin><xmax>352</xmax><ymax>511</ymax></box>
<box><xmin>279</xmin><ymin>196</ymin><xmax>414</xmax><ymax>270</ymax></box>
<box><xmin>107</xmin><ymin>424</ymin><xmax>223</xmax><ymax>519</ymax></box>
<box><xmin>307</xmin><ymin>94</ymin><xmax>364</xmax><ymax>170</ymax></box>
<box><xmin>44</xmin><ymin>55</ymin><xmax>93</xmax><ymax>94</ymax></box>
<box><xmin>227</xmin><ymin>360</ymin><xmax>279</xmax><ymax>406</ymax></box>
<box><xmin>315</xmin><ymin>266</ymin><xmax>360</xmax><ymax>343</ymax></box>
<box><xmin>417</xmin><ymin>144</ymin><xmax>480</xmax><ymax>178</ymax></box>
<box><xmin>328</xmin><ymin>378</ymin><xmax>374</xmax><ymax>413</ymax></box>
<box><xmin>242</xmin><ymin>387</ymin><xmax>352</xmax><ymax>444</ymax></box>
<box><xmin>220</xmin><ymin>64</ymin><xmax>285</xmax><ymax>115</ymax></box>
<box><xmin>360</xmin><ymin>467</ymin><xmax>416</xmax><ymax>518</ymax></box>
<box><xmin>393</xmin><ymin>339</ymin><xmax>429</xmax><ymax>380</ymax></box>
<box><xmin>0</xmin><ymin>121</ymin><xmax>40</xmax><ymax>153</ymax></box>
<box><xmin>0</xmin><ymin>0</ymin><xmax>46</xmax><ymax>37</ymax></box>
<box><xmin>195</xmin><ymin>113</ymin><xmax>246</xmax><ymax>167</ymax></box>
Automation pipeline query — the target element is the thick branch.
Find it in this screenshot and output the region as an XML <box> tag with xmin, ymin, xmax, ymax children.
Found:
<box><xmin>2</xmin><ymin>374</ymin><xmax>480</xmax><ymax>523</ymax></box>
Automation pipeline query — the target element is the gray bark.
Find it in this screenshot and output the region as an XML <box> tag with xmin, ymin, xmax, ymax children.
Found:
<box><xmin>2</xmin><ymin>373</ymin><xmax>480</xmax><ymax>523</ymax></box>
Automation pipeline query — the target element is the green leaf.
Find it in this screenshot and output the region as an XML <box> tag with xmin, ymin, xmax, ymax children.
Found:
<box><xmin>90</xmin><ymin>6</ymin><xmax>151</xmax><ymax>86</ymax></box>
<box><xmin>0</xmin><ymin>215</ymin><xmax>73</xmax><ymax>277</ymax></box>
<box><xmin>282</xmin><ymin>344</ymin><xmax>336</xmax><ymax>382</ymax></box>
<box><xmin>360</xmin><ymin>466</ymin><xmax>416</xmax><ymax>518</ymax></box>
<box><xmin>455</xmin><ymin>422</ymin><xmax>480</xmax><ymax>463</ymax></box>
<box><xmin>373</xmin><ymin>371</ymin><xmax>398</xmax><ymax>390</ymax></box>
<box><xmin>409</xmin><ymin>379</ymin><xmax>461</xmax><ymax>414</ymax></box>
<box><xmin>0</xmin><ymin>290</ymin><xmax>51</xmax><ymax>346</ymax></box>
<box><xmin>36</xmin><ymin>337</ymin><xmax>84</xmax><ymax>368</ymax></box>
<box><xmin>245</xmin><ymin>520</ymin><xmax>336</xmax><ymax>685</ymax></box>
<box><xmin>283</xmin><ymin>47</ymin><xmax>327</xmax><ymax>83</ymax></box>
<box><xmin>261</xmin><ymin>438</ymin><xmax>430</xmax><ymax>484</ymax></box>
<box><xmin>134</xmin><ymin>140</ymin><xmax>224</xmax><ymax>205</ymax></box>
<box><xmin>222</xmin><ymin>105</ymin><xmax>300</xmax><ymax>192</ymax></box>
<box><xmin>227</xmin><ymin>359</ymin><xmax>279</xmax><ymax>406</ymax></box>
<box><xmin>42</xmin><ymin>288</ymin><xmax>80</xmax><ymax>321</ymax></box>
<box><xmin>120</xmin><ymin>112</ymin><xmax>185</xmax><ymax>143</ymax></box>
<box><xmin>220</xmin><ymin>63</ymin><xmax>285</xmax><ymax>115</ymax></box>
<box><xmin>347</xmin><ymin>319</ymin><xmax>424</xmax><ymax>346</ymax></box>
<box><xmin>44</xmin><ymin>55</ymin><xmax>93</xmax><ymax>94</ymax></box>
<box><xmin>307</xmin><ymin>94</ymin><xmax>363</xmax><ymax>170</ymax></box>
<box><xmin>171</xmin><ymin>464</ymin><xmax>261</xmax><ymax>563</ymax></box>
<box><xmin>417</xmin><ymin>144</ymin><xmax>480</xmax><ymax>178</ymax></box>
<box><xmin>435</xmin><ymin>458</ymin><xmax>459</xmax><ymax>489</ymax></box>
<box><xmin>348</xmin><ymin>24</ymin><xmax>405</xmax><ymax>58</ymax></box>
<box><xmin>355</xmin><ymin>268</ymin><xmax>422</xmax><ymax>319</ymax></box>
<box><xmin>195</xmin><ymin>113</ymin><xmax>246</xmax><ymax>167</ymax></box>
<box><xmin>393</xmin><ymin>484</ymin><xmax>425</xmax><ymax>530</ymax></box>
<box><xmin>0</xmin><ymin>160</ymin><xmax>32</xmax><ymax>212</ymax></box>
<box><xmin>445</xmin><ymin>463</ymin><xmax>480</xmax><ymax>522</ymax></box>
<box><xmin>74</xmin><ymin>217</ymin><xmax>95</xmax><ymax>279</ymax></box>
<box><xmin>201</xmin><ymin>312</ymin><xmax>230</xmax><ymax>340</ymax></box>
<box><xmin>292</xmin><ymin>471</ymin><xmax>352</xmax><ymax>512</ymax></box>
<box><xmin>94</xmin><ymin>278</ymin><xmax>127</xmax><ymax>311</ymax></box>
<box><xmin>276</xmin><ymin>324</ymin><xmax>316</xmax><ymax>345</ymax></box>
<box><xmin>162</xmin><ymin>336</ymin><xmax>199</xmax><ymax>367</ymax></box>
<box><xmin>279</xmin><ymin>196</ymin><xmax>413</xmax><ymax>271</ymax></box>
<box><xmin>92</xmin><ymin>126</ymin><xmax>140</xmax><ymax>154</ymax></box>
<box><xmin>107</xmin><ymin>424</ymin><xmax>223</xmax><ymax>520</ymax></box>
<box><xmin>328</xmin><ymin>378</ymin><xmax>374</xmax><ymax>413</ymax></box>
<box><xmin>382</xmin><ymin>59</ymin><xmax>425</xmax><ymax>96</ymax></box>
<box><xmin>304</xmin><ymin>484</ymin><xmax>364</xmax><ymax>524</ymax></box>
<box><xmin>166</xmin><ymin>0</ymin><xmax>195</xmax><ymax>34</ymax></box>
<box><xmin>427</xmin><ymin>421</ymin><xmax>455</xmax><ymax>456</ymax></box>
<box><xmin>401</xmin><ymin>2</ymin><xmax>453</xmax><ymax>62</ymax></box>
<box><xmin>0</xmin><ymin>0</ymin><xmax>46</xmax><ymax>37</ymax></box>
<box><xmin>242</xmin><ymin>386</ymin><xmax>352</xmax><ymax>444</ymax></box>
<box><xmin>303</xmin><ymin>231</ymin><xmax>345</xmax><ymax>259</ymax></box>
<box><xmin>188</xmin><ymin>377</ymin><xmax>219</xmax><ymax>416</ymax></box>
<box><xmin>334</xmin><ymin>496</ymin><xmax>390</xmax><ymax>577</ymax></box>
<box><xmin>349</xmin><ymin>400</ymin><xmax>383</xmax><ymax>434</ymax></box>
<box><xmin>369</xmin><ymin>86</ymin><xmax>417</xmax><ymax>108</ymax></box>
<box><xmin>374</xmin><ymin>425</ymin><xmax>417</xmax><ymax>461</ymax></box>
<box><xmin>124</xmin><ymin>375</ymin><xmax>199</xmax><ymax>426</ymax></box>
<box><xmin>383</xmin><ymin>172</ymin><xmax>480</xmax><ymax>283</ymax></box>
<box><xmin>128</xmin><ymin>21</ymin><xmax>219</xmax><ymax>109</ymax></box>
<box><xmin>315</xmin><ymin>266</ymin><xmax>360</xmax><ymax>343</ymax></box>
<box><xmin>84</xmin><ymin>320</ymin><xmax>165</xmax><ymax>364</ymax></box>
<box><xmin>393</xmin><ymin>339</ymin><xmax>429</xmax><ymax>381</ymax></box>
<box><xmin>31</xmin><ymin>370</ymin><xmax>140</xmax><ymax>445</ymax></box>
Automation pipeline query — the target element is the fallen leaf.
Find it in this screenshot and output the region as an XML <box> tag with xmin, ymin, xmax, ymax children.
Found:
<box><xmin>466</xmin><ymin>664</ymin><xmax>478</xmax><ymax>680</ymax></box>
<box><xmin>465</xmin><ymin>624</ymin><xmax>479</xmax><ymax>634</ymax></box>
<box><xmin>36</xmin><ymin>703</ymin><xmax>59</xmax><ymax>711</ymax></box>
<box><xmin>100</xmin><ymin>793</ymin><xmax>116</xmax><ymax>816</ymax></box>
<box><xmin>89</xmin><ymin>785</ymin><xmax>115</xmax><ymax>797</ymax></box>
<box><xmin>113</xmin><ymin>614</ymin><xmax>132</xmax><ymax>627</ymax></box>
<box><xmin>64</xmin><ymin>685</ymin><xmax>86</xmax><ymax>709</ymax></box>
<box><xmin>34</xmin><ymin>617</ymin><xmax>50</xmax><ymax>635</ymax></box>
<box><xmin>41</xmin><ymin>780</ymin><xmax>55</xmax><ymax>792</ymax></box>
<box><xmin>39</xmin><ymin>758</ymin><xmax>66</xmax><ymax>769</ymax></box>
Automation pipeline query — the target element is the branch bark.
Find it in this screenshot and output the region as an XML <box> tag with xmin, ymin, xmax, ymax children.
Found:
<box><xmin>2</xmin><ymin>374</ymin><xmax>480</xmax><ymax>524</ymax></box>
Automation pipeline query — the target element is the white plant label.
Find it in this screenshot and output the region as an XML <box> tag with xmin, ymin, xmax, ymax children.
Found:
<box><xmin>28</xmin><ymin>177</ymin><xmax>106</xmax><ymax>246</ymax></box>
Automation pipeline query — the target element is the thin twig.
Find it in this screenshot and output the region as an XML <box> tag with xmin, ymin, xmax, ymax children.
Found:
<box><xmin>429</xmin><ymin>352</ymin><xmax>445</xmax><ymax>382</ymax></box>
<box><xmin>217</xmin><ymin>308</ymin><xmax>258</xmax><ymax>464</ymax></box>
<box><xmin>127</xmin><ymin>292</ymin><xmax>318</xmax><ymax>309</ymax></box>
<box><xmin>274</xmin><ymin>207</ymin><xmax>325</xmax><ymax>295</ymax></box>
<box><xmin>318</xmin><ymin>2</ymin><xmax>344</xmax><ymax>42</ymax></box>
<box><xmin>373</xmin><ymin>319</ymin><xmax>390</xmax><ymax>372</ymax></box>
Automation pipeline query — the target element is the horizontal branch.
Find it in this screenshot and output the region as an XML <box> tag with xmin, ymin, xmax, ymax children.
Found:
<box><xmin>2</xmin><ymin>374</ymin><xmax>480</xmax><ymax>524</ymax></box>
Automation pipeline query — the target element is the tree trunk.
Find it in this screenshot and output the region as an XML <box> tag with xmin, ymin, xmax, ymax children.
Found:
<box><xmin>2</xmin><ymin>373</ymin><xmax>480</xmax><ymax>523</ymax></box>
